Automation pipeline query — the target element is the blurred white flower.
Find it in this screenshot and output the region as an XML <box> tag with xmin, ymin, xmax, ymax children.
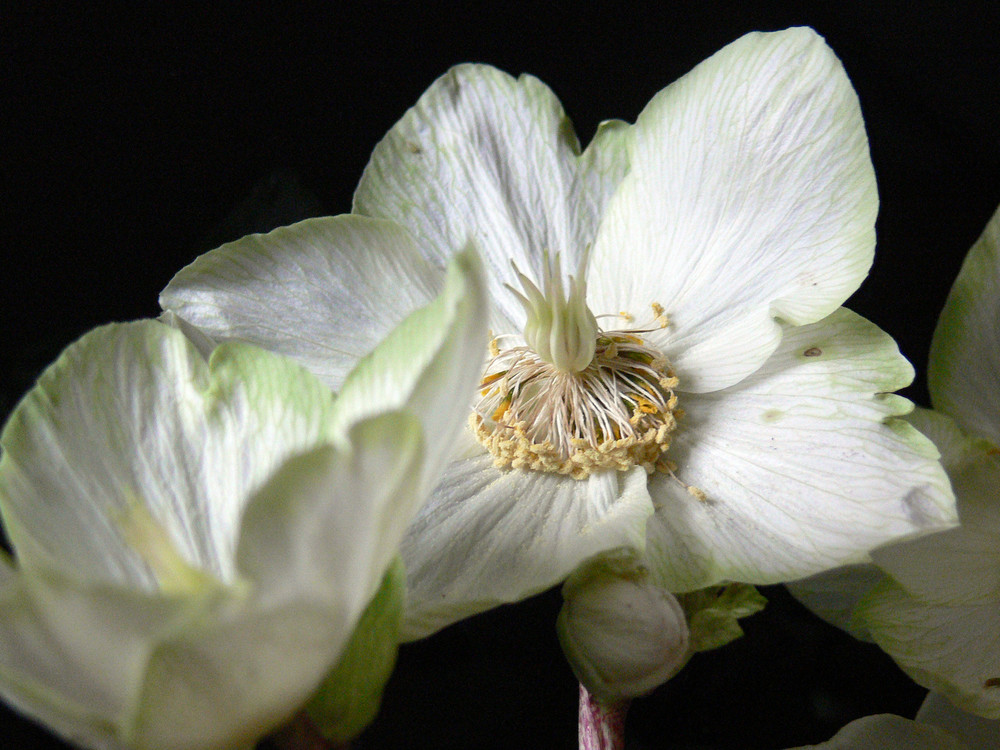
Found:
<box><xmin>0</xmin><ymin>236</ymin><xmax>487</xmax><ymax>749</ymax></box>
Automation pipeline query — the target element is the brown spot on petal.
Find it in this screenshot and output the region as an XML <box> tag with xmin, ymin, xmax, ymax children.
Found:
<box><xmin>804</xmin><ymin>347</ymin><xmax>823</xmax><ymax>357</ymax></box>
<box><xmin>984</xmin><ymin>678</ymin><xmax>1000</xmax><ymax>689</ymax></box>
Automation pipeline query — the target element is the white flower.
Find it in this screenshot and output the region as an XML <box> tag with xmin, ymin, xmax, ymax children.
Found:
<box><xmin>160</xmin><ymin>27</ymin><xmax>955</xmax><ymax>640</ymax></box>
<box><xmin>793</xmin><ymin>204</ymin><xmax>1000</xmax><ymax>721</ymax></box>
<box><xmin>0</xmin><ymin>238</ymin><xmax>487</xmax><ymax>749</ymax></box>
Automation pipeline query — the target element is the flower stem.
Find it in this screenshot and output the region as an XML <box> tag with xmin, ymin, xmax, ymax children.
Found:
<box><xmin>578</xmin><ymin>684</ymin><xmax>629</xmax><ymax>750</ymax></box>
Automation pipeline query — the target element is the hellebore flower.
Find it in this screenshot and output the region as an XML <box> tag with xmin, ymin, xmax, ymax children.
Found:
<box><xmin>161</xmin><ymin>28</ymin><xmax>955</xmax><ymax>640</ymax></box>
<box><xmin>0</xmin><ymin>240</ymin><xmax>487</xmax><ymax>749</ymax></box>
<box><xmin>792</xmin><ymin>204</ymin><xmax>1000</xmax><ymax>722</ymax></box>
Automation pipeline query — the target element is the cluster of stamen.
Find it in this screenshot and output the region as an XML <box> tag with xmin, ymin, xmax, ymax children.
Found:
<box><xmin>473</xmin><ymin>316</ymin><xmax>681</xmax><ymax>480</ymax></box>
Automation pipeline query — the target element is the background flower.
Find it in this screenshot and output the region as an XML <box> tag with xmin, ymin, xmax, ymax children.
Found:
<box><xmin>0</xmin><ymin>240</ymin><xmax>487</xmax><ymax>748</ymax></box>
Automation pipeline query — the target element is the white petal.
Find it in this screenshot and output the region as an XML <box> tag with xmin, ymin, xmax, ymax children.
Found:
<box><xmin>236</xmin><ymin>412</ymin><xmax>423</xmax><ymax>617</ymax></box>
<box><xmin>872</xmin><ymin>410</ymin><xmax>1000</xmax><ymax>604</ymax></box>
<box><xmin>859</xmin><ymin>581</ymin><xmax>1000</xmax><ymax>720</ymax></box>
<box><xmin>399</xmin><ymin>437</ymin><xmax>654</xmax><ymax>640</ymax></box>
<box><xmin>329</xmin><ymin>247</ymin><xmax>489</xmax><ymax>499</ymax></box>
<box><xmin>917</xmin><ymin>691</ymin><xmax>1000</xmax><ymax>748</ymax></box>
<box><xmin>0</xmin><ymin>574</ymin><xmax>125</xmax><ymax>749</ymax></box>
<box><xmin>353</xmin><ymin>64</ymin><xmax>630</xmax><ymax>331</ymax></box>
<box><xmin>159</xmin><ymin>215</ymin><xmax>443</xmax><ymax>392</ymax></box>
<box><xmin>643</xmin><ymin>308</ymin><xmax>955</xmax><ymax>591</ymax></box>
<box><xmin>129</xmin><ymin>601</ymin><xmax>340</xmax><ymax>750</ymax></box>
<box><xmin>787</xmin><ymin>713</ymin><xmax>968</xmax><ymax>749</ymax></box>
<box><xmin>929</xmin><ymin>203</ymin><xmax>1000</xmax><ymax>445</ymax></box>
<box><xmin>784</xmin><ymin>564</ymin><xmax>884</xmax><ymax>642</ymax></box>
<box><xmin>0</xmin><ymin>321</ymin><xmax>337</xmax><ymax>586</ymax></box>
<box><xmin>589</xmin><ymin>28</ymin><xmax>876</xmax><ymax>392</ymax></box>
<box><xmin>0</xmin><ymin>566</ymin><xmax>213</xmax><ymax>750</ymax></box>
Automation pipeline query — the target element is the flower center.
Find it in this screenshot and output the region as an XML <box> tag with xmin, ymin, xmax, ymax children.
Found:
<box><xmin>472</xmin><ymin>254</ymin><xmax>680</xmax><ymax>480</ymax></box>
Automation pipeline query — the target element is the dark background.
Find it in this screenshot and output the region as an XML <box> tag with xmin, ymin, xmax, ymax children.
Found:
<box><xmin>3</xmin><ymin>2</ymin><xmax>999</xmax><ymax>748</ymax></box>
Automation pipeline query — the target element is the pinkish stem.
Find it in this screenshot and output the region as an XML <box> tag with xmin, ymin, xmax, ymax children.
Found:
<box><xmin>578</xmin><ymin>684</ymin><xmax>630</xmax><ymax>750</ymax></box>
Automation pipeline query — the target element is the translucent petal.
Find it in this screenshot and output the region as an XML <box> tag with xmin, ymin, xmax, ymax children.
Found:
<box><xmin>354</xmin><ymin>63</ymin><xmax>629</xmax><ymax>332</ymax></box>
<box><xmin>0</xmin><ymin>321</ymin><xmax>336</xmax><ymax>586</ymax></box>
<box><xmin>917</xmin><ymin>691</ymin><xmax>1000</xmax><ymax>748</ymax></box>
<box><xmin>644</xmin><ymin>308</ymin><xmax>955</xmax><ymax>590</ymax></box>
<box><xmin>872</xmin><ymin>410</ymin><xmax>1000</xmax><ymax>604</ymax></box>
<box><xmin>786</xmin><ymin>713</ymin><xmax>967</xmax><ymax>749</ymax></box>
<box><xmin>399</xmin><ymin>436</ymin><xmax>654</xmax><ymax>639</ymax></box>
<box><xmin>329</xmin><ymin>247</ymin><xmax>489</xmax><ymax>499</ymax></box>
<box><xmin>859</xmin><ymin>581</ymin><xmax>1000</xmax><ymax>720</ymax></box>
<box><xmin>236</xmin><ymin>413</ymin><xmax>423</xmax><ymax>615</ymax></box>
<box><xmin>589</xmin><ymin>28</ymin><xmax>876</xmax><ymax>392</ymax></box>
<box><xmin>159</xmin><ymin>215</ymin><xmax>443</xmax><ymax>392</ymax></box>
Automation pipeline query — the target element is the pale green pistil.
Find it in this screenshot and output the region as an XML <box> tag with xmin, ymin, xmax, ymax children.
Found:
<box><xmin>507</xmin><ymin>251</ymin><xmax>598</xmax><ymax>373</ymax></box>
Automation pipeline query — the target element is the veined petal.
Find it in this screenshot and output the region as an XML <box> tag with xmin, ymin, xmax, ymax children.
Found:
<box><xmin>787</xmin><ymin>713</ymin><xmax>967</xmax><ymax>749</ymax></box>
<box><xmin>236</xmin><ymin>412</ymin><xmax>423</xmax><ymax>617</ymax></box>
<box><xmin>929</xmin><ymin>203</ymin><xmax>1000</xmax><ymax>445</ymax></box>
<box><xmin>871</xmin><ymin>409</ymin><xmax>1000</xmax><ymax>604</ymax></box>
<box><xmin>644</xmin><ymin>308</ymin><xmax>954</xmax><ymax>591</ymax></box>
<box><xmin>858</xmin><ymin>581</ymin><xmax>1000</xmax><ymax>720</ymax></box>
<box><xmin>917</xmin><ymin>691</ymin><xmax>1000</xmax><ymax>747</ymax></box>
<box><xmin>0</xmin><ymin>321</ymin><xmax>337</xmax><ymax>587</ymax></box>
<box><xmin>353</xmin><ymin>63</ymin><xmax>630</xmax><ymax>332</ymax></box>
<box><xmin>589</xmin><ymin>28</ymin><xmax>876</xmax><ymax>392</ymax></box>
<box><xmin>159</xmin><ymin>215</ymin><xmax>443</xmax><ymax>392</ymax></box>
<box><xmin>399</xmin><ymin>434</ymin><xmax>654</xmax><ymax>640</ymax></box>
<box><xmin>329</xmin><ymin>247</ymin><xmax>489</xmax><ymax>499</ymax></box>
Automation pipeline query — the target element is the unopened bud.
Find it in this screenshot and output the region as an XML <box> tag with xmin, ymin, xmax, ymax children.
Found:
<box><xmin>557</xmin><ymin>565</ymin><xmax>690</xmax><ymax>704</ymax></box>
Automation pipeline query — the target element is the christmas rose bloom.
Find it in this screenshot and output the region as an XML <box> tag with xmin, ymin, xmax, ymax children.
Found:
<box><xmin>161</xmin><ymin>27</ymin><xmax>955</xmax><ymax>639</ymax></box>
<box><xmin>0</xmin><ymin>241</ymin><xmax>487</xmax><ymax>748</ymax></box>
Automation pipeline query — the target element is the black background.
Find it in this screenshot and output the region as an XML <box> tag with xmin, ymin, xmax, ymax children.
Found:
<box><xmin>3</xmin><ymin>2</ymin><xmax>999</xmax><ymax>748</ymax></box>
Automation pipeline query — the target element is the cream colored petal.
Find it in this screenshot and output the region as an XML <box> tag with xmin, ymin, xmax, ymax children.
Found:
<box><xmin>159</xmin><ymin>215</ymin><xmax>443</xmax><ymax>392</ymax></box>
<box><xmin>644</xmin><ymin>309</ymin><xmax>954</xmax><ymax>591</ymax></box>
<box><xmin>354</xmin><ymin>64</ymin><xmax>629</xmax><ymax>332</ymax></box>
<box><xmin>399</xmin><ymin>436</ymin><xmax>654</xmax><ymax>640</ymax></box>
<box><xmin>589</xmin><ymin>28</ymin><xmax>876</xmax><ymax>393</ymax></box>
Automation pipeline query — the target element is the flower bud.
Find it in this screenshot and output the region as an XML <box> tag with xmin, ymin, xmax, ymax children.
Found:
<box><xmin>557</xmin><ymin>564</ymin><xmax>690</xmax><ymax>704</ymax></box>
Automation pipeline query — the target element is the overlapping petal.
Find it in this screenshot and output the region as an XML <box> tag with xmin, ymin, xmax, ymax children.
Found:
<box><xmin>916</xmin><ymin>691</ymin><xmax>1000</xmax><ymax>747</ymax></box>
<box><xmin>929</xmin><ymin>204</ymin><xmax>1000</xmax><ymax>445</ymax></box>
<box><xmin>643</xmin><ymin>309</ymin><xmax>954</xmax><ymax>591</ymax></box>
<box><xmin>327</xmin><ymin>247</ymin><xmax>489</xmax><ymax>498</ymax></box>
<box><xmin>859</xmin><ymin>582</ymin><xmax>1000</xmax><ymax>720</ymax></box>
<box><xmin>353</xmin><ymin>63</ymin><xmax>630</xmax><ymax>331</ymax></box>
<box><xmin>159</xmin><ymin>215</ymin><xmax>443</xmax><ymax>392</ymax></box>
<box><xmin>588</xmin><ymin>28</ymin><xmax>877</xmax><ymax>392</ymax></box>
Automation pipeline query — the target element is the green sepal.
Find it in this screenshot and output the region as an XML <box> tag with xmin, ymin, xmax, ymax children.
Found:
<box><xmin>305</xmin><ymin>556</ymin><xmax>405</xmax><ymax>742</ymax></box>
<box><xmin>676</xmin><ymin>583</ymin><xmax>767</xmax><ymax>653</ymax></box>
